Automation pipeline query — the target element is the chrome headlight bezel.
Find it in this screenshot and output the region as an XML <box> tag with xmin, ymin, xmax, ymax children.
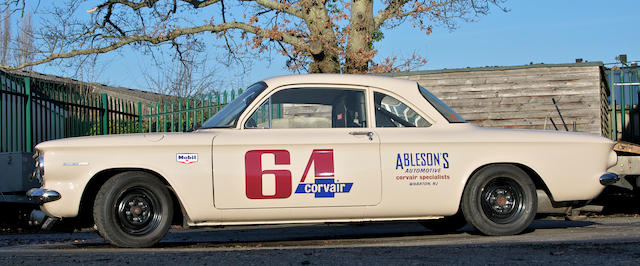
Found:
<box><xmin>32</xmin><ymin>151</ymin><xmax>45</xmax><ymax>185</ymax></box>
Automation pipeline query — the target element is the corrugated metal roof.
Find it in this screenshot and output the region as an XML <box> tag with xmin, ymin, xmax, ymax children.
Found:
<box><xmin>379</xmin><ymin>62</ymin><xmax>605</xmax><ymax>77</ymax></box>
<box><xmin>0</xmin><ymin>67</ymin><xmax>172</xmax><ymax>103</ymax></box>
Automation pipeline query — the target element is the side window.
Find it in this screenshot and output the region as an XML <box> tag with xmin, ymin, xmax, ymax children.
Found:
<box><xmin>374</xmin><ymin>92</ymin><xmax>431</xmax><ymax>128</ymax></box>
<box><xmin>245</xmin><ymin>88</ymin><xmax>367</xmax><ymax>129</ymax></box>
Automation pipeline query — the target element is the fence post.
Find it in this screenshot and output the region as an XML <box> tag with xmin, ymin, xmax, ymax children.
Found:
<box><xmin>216</xmin><ymin>92</ymin><xmax>221</xmax><ymax>111</ymax></box>
<box><xmin>178</xmin><ymin>99</ymin><xmax>183</xmax><ymax>132</ymax></box>
<box><xmin>620</xmin><ymin>70</ymin><xmax>626</xmax><ymax>138</ymax></box>
<box><xmin>138</xmin><ymin>102</ymin><xmax>143</xmax><ymax>133</ymax></box>
<box><xmin>24</xmin><ymin>77</ymin><xmax>32</xmax><ymax>152</ymax></box>
<box><xmin>610</xmin><ymin>70</ymin><xmax>616</xmax><ymax>140</ymax></box>
<box><xmin>101</xmin><ymin>93</ymin><xmax>109</xmax><ymax>135</ymax></box>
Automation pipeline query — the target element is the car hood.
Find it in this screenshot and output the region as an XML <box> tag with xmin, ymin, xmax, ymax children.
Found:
<box><xmin>35</xmin><ymin>130</ymin><xmax>228</xmax><ymax>150</ymax></box>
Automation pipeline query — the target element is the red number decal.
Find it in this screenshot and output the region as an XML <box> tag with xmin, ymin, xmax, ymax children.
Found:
<box><xmin>300</xmin><ymin>149</ymin><xmax>335</xmax><ymax>182</ymax></box>
<box><xmin>245</xmin><ymin>150</ymin><xmax>292</xmax><ymax>199</ymax></box>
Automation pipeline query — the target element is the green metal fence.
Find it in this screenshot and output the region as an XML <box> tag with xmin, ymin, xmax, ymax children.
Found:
<box><xmin>1</xmin><ymin>71</ymin><xmax>140</xmax><ymax>153</ymax></box>
<box><xmin>141</xmin><ymin>89</ymin><xmax>242</xmax><ymax>133</ymax></box>
<box><xmin>1</xmin><ymin>69</ymin><xmax>245</xmax><ymax>153</ymax></box>
<box><xmin>607</xmin><ymin>66</ymin><xmax>640</xmax><ymax>142</ymax></box>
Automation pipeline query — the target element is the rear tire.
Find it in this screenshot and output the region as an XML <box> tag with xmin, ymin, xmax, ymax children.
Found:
<box><xmin>461</xmin><ymin>165</ymin><xmax>537</xmax><ymax>236</ymax></box>
<box><xmin>93</xmin><ymin>171</ymin><xmax>173</xmax><ymax>248</ymax></box>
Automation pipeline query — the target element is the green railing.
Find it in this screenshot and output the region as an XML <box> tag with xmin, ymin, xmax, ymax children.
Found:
<box><xmin>141</xmin><ymin>89</ymin><xmax>242</xmax><ymax>133</ymax></box>
<box><xmin>1</xmin><ymin>69</ymin><xmax>244</xmax><ymax>152</ymax></box>
<box><xmin>607</xmin><ymin>66</ymin><xmax>640</xmax><ymax>142</ymax></box>
<box><xmin>1</xmin><ymin>72</ymin><xmax>140</xmax><ymax>153</ymax></box>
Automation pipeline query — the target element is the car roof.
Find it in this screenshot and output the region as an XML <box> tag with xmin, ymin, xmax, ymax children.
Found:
<box><xmin>261</xmin><ymin>74</ymin><xmax>418</xmax><ymax>92</ymax></box>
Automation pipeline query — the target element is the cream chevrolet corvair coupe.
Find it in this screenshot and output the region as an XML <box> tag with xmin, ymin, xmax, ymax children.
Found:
<box><xmin>28</xmin><ymin>74</ymin><xmax>619</xmax><ymax>247</ymax></box>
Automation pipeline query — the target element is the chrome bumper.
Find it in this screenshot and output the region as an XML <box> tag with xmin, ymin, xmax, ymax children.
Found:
<box><xmin>599</xmin><ymin>173</ymin><xmax>620</xmax><ymax>186</ymax></box>
<box><xmin>26</xmin><ymin>188</ymin><xmax>61</xmax><ymax>204</ymax></box>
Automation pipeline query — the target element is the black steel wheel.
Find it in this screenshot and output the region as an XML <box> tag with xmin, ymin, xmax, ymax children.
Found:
<box><xmin>461</xmin><ymin>165</ymin><xmax>537</xmax><ymax>236</ymax></box>
<box><xmin>115</xmin><ymin>186</ymin><xmax>163</xmax><ymax>236</ymax></box>
<box><xmin>94</xmin><ymin>171</ymin><xmax>173</xmax><ymax>248</ymax></box>
<box><xmin>480</xmin><ymin>177</ymin><xmax>525</xmax><ymax>224</ymax></box>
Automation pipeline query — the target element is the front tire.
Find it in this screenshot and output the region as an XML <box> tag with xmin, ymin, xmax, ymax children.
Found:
<box><xmin>461</xmin><ymin>165</ymin><xmax>537</xmax><ymax>236</ymax></box>
<box><xmin>93</xmin><ymin>171</ymin><xmax>173</xmax><ymax>248</ymax></box>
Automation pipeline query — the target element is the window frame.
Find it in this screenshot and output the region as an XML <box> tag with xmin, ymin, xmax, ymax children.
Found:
<box><xmin>240</xmin><ymin>84</ymin><xmax>372</xmax><ymax>130</ymax></box>
<box><xmin>370</xmin><ymin>88</ymin><xmax>435</xmax><ymax>128</ymax></box>
<box><xmin>201</xmin><ymin>81</ymin><xmax>268</xmax><ymax>129</ymax></box>
<box><xmin>418</xmin><ymin>85</ymin><xmax>466</xmax><ymax>123</ymax></box>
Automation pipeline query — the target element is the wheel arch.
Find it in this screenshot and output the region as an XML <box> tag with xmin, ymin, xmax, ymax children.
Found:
<box><xmin>463</xmin><ymin>162</ymin><xmax>553</xmax><ymax>201</ymax></box>
<box><xmin>75</xmin><ymin>168</ymin><xmax>186</xmax><ymax>228</ymax></box>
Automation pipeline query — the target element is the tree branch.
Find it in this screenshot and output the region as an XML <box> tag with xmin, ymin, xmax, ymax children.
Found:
<box><xmin>2</xmin><ymin>21</ymin><xmax>308</xmax><ymax>70</ymax></box>
<box><xmin>241</xmin><ymin>0</ymin><xmax>304</xmax><ymax>19</ymax></box>
<box><xmin>93</xmin><ymin>0</ymin><xmax>220</xmax><ymax>12</ymax></box>
<box><xmin>181</xmin><ymin>0</ymin><xmax>222</xmax><ymax>8</ymax></box>
<box><xmin>96</xmin><ymin>0</ymin><xmax>161</xmax><ymax>11</ymax></box>
<box><xmin>102</xmin><ymin>4</ymin><xmax>126</xmax><ymax>36</ymax></box>
<box><xmin>373</xmin><ymin>0</ymin><xmax>410</xmax><ymax>29</ymax></box>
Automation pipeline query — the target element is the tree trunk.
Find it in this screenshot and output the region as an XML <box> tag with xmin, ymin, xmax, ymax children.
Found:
<box><xmin>307</xmin><ymin>40</ymin><xmax>340</xmax><ymax>73</ymax></box>
<box><xmin>304</xmin><ymin>0</ymin><xmax>341</xmax><ymax>73</ymax></box>
<box><xmin>345</xmin><ymin>0</ymin><xmax>374</xmax><ymax>73</ymax></box>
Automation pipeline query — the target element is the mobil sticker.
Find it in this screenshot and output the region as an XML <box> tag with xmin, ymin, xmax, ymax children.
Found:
<box><xmin>244</xmin><ymin>149</ymin><xmax>353</xmax><ymax>199</ymax></box>
<box><xmin>177</xmin><ymin>153</ymin><xmax>198</xmax><ymax>164</ymax></box>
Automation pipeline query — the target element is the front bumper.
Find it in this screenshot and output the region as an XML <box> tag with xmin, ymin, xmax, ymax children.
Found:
<box><xmin>599</xmin><ymin>173</ymin><xmax>620</xmax><ymax>186</ymax></box>
<box><xmin>26</xmin><ymin>188</ymin><xmax>61</xmax><ymax>204</ymax></box>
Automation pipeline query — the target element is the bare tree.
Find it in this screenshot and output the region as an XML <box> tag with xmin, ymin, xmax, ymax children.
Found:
<box><xmin>0</xmin><ymin>0</ymin><xmax>506</xmax><ymax>74</ymax></box>
<box><xmin>0</xmin><ymin>8</ymin><xmax>10</xmax><ymax>65</ymax></box>
<box><xmin>15</xmin><ymin>11</ymin><xmax>33</xmax><ymax>70</ymax></box>
<box><xmin>144</xmin><ymin>43</ymin><xmax>220</xmax><ymax>97</ymax></box>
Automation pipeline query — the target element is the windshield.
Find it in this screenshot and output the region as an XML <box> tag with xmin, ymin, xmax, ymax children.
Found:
<box><xmin>418</xmin><ymin>85</ymin><xmax>466</xmax><ymax>123</ymax></box>
<box><xmin>201</xmin><ymin>82</ymin><xmax>268</xmax><ymax>128</ymax></box>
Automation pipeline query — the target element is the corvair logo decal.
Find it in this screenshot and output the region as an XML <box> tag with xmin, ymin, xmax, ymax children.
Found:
<box><xmin>176</xmin><ymin>153</ymin><xmax>198</xmax><ymax>164</ymax></box>
<box><xmin>295</xmin><ymin>179</ymin><xmax>353</xmax><ymax>198</ymax></box>
<box><xmin>244</xmin><ymin>149</ymin><xmax>353</xmax><ymax>199</ymax></box>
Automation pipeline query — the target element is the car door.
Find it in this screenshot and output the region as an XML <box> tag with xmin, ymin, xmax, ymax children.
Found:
<box><xmin>370</xmin><ymin>89</ymin><xmax>460</xmax><ymax>217</ymax></box>
<box><xmin>212</xmin><ymin>85</ymin><xmax>382</xmax><ymax>209</ymax></box>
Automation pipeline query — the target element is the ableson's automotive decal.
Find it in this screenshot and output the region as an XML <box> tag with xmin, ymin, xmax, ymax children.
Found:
<box><xmin>394</xmin><ymin>152</ymin><xmax>451</xmax><ymax>186</ymax></box>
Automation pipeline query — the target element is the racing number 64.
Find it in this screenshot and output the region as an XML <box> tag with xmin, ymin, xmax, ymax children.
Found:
<box><xmin>244</xmin><ymin>149</ymin><xmax>336</xmax><ymax>199</ymax></box>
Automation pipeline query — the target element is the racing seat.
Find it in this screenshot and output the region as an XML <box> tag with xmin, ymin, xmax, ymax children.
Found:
<box><xmin>332</xmin><ymin>92</ymin><xmax>365</xmax><ymax>128</ymax></box>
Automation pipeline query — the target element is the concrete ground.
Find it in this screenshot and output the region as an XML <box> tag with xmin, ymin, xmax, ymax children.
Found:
<box><xmin>0</xmin><ymin>216</ymin><xmax>639</xmax><ymax>265</ymax></box>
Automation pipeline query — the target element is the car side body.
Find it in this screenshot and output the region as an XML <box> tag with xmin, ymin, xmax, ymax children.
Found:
<box><xmin>30</xmin><ymin>74</ymin><xmax>618</xmax><ymax>247</ymax></box>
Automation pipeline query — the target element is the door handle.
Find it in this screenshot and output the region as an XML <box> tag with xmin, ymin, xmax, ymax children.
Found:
<box><xmin>349</xmin><ymin>131</ymin><xmax>374</xmax><ymax>141</ymax></box>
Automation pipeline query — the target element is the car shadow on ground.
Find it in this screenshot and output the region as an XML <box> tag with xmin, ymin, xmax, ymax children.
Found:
<box><xmin>71</xmin><ymin>219</ymin><xmax>598</xmax><ymax>249</ymax></box>
<box><xmin>531</xmin><ymin>218</ymin><xmax>597</xmax><ymax>230</ymax></box>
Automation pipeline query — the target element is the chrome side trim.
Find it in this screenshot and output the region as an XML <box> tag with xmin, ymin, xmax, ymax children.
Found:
<box><xmin>26</xmin><ymin>188</ymin><xmax>61</xmax><ymax>204</ymax></box>
<box><xmin>62</xmin><ymin>162</ymin><xmax>89</xmax><ymax>166</ymax></box>
<box><xmin>599</xmin><ymin>173</ymin><xmax>620</xmax><ymax>186</ymax></box>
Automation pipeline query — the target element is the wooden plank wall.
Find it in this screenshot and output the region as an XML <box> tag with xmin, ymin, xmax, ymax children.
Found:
<box><xmin>392</xmin><ymin>64</ymin><xmax>608</xmax><ymax>136</ymax></box>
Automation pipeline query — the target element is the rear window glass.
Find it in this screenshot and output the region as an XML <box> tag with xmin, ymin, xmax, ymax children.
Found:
<box><xmin>418</xmin><ymin>85</ymin><xmax>466</xmax><ymax>123</ymax></box>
